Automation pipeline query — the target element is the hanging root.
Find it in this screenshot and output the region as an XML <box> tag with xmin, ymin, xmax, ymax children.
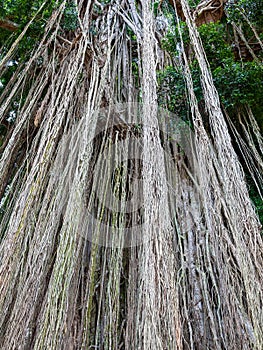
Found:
<box><xmin>0</xmin><ymin>0</ymin><xmax>262</xmax><ymax>349</ymax></box>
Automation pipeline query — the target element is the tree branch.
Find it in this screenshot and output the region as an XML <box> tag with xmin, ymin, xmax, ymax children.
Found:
<box><xmin>0</xmin><ymin>18</ymin><xmax>19</xmax><ymax>32</ymax></box>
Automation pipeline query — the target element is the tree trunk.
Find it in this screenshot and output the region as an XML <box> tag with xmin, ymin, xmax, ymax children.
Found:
<box><xmin>0</xmin><ymin>1</ymin><xmax>262</xmax><ymax>349</ymax></box>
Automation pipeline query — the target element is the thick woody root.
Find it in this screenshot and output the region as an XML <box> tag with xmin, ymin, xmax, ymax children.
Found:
<box><xmin>0</xmin><ymin>1</ymin><xmax>262</xmax><ymax>349</ymax></box>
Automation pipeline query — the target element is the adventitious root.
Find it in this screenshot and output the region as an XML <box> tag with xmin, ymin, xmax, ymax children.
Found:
<box><xmin>0</xmin><ymin>1</ymin><xmax>262</xmax><ymax>349</ymax></box>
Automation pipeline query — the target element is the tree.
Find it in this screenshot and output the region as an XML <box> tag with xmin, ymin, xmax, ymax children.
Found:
<box><xmin>0</xmin><ymin>0</ymin><xmax>262</xmax><ymax>349</ymax></box>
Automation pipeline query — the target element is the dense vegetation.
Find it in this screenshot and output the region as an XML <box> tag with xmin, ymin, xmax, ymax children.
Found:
<box><xmin>158</xmin><ymin>0</ymin><xmax>263</xmax><ymax>221</ymax></box>
<box><xmin>0</xmin><ymin>0</ymin><xmax>262</xmax><ymax>220</ymax></box>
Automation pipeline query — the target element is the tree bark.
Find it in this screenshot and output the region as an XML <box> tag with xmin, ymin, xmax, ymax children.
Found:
<box><xmin>0</xmin><ymin>19</ymin><xmax>19</xmax><ymax>32</ymax></box>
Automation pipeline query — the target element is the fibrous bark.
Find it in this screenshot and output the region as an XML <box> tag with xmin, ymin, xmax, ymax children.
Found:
<box><xmin>0</xmin><ymin>0</ymin><xmax>262</xmax><ymax>349</ymax></box>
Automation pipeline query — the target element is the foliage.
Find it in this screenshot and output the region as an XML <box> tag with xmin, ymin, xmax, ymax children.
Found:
<box><xmin>0</xmin><ymin>0</ymin><xmax>79</xmax><ymax>90</ymax></box>
<box><xmin>158</xmin><ymin>63</ymin><xmax>203</xmax><ymax>123</ymax></box>
<box><xmin>0</xmin><ymin>1</ymin><xmax>78</xmax><ymax>57</ymax></box>
<box><xmin>226</xmin><ymin>0</ymin><xmax>263</xmax><ymax>27</ymax></box>
<box><xmin>213</xmin><ymin>60</ymin><xmax>263</xmax><ymax>107</ymax></box>
<box><xmin>159</xmin><ymin>4</ymin><xmax>263</xmax><ymax>223</ymax></box>
<box><xmin>198</xmin><ymin>22</ymin><xmax>233</xmax><ymax>68</ymax></box>
<box><xmin>0</xmin><ymin>0</ymin><xmax>79</xmax><ymax>163</ymax></box>
<box><xmin>159</xmin><ymin>20</ymin><xmax>263</xmax><ymax>115</ymax></box>
<box><xmin>0</xmin><ymin>0</ymin><xmax>57</xmax><ymax>46</ymax></box>
<box><xmin>61</xmin><ymin>1</ymin><xmax>78</xmax><ymax>31</ymax></box>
